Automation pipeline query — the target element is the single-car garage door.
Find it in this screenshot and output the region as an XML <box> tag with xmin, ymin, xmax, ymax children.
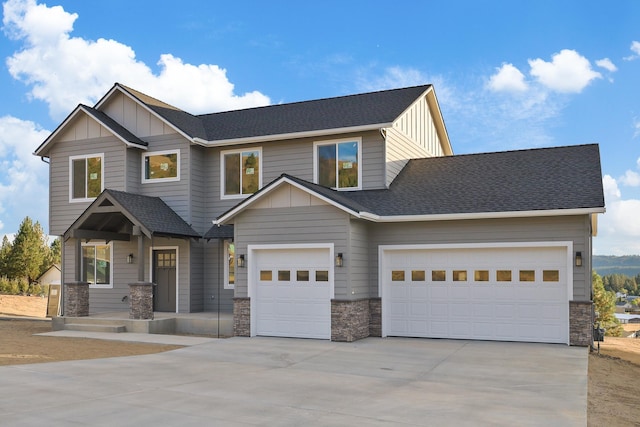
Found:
<box><xmin>382</xmin><ymin>245</ymin><xmax>570</xmax><ymax>344</ymax></box>
<box><xmin>253</xmin><ymin>247</ymin><xmax>332</xmax><ymax>339</ymax></box>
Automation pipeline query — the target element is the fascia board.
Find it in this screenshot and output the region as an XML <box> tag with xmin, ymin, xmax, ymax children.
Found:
<box><xmin>360</xmin><ymin>207</ymin><xmax>606</xmax><ymax>222</ymax></box>
<box><xmin>214</xmin><ymin>177</ymin><xmax>362</xmax><ymax>225</ymax></box>
<box><xmin>193</xmin><ymin>123</ymin><xmax>392</xmax><ymax>147</ymax></box>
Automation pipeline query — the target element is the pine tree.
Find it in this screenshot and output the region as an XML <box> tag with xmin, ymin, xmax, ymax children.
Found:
<box><xmin>593</xmin><ymin>270</ymin><xmax>623</xmax><ymax>337</ymax></box>
<box><xmin>0</xmin><ymin>235</ymin><xmax>12</xmax><ymax>277</ymax></box>
<box><xmin>8</xmin><ymin>217</ymin><xmax>48</xmax><ymax>283</ymax></box>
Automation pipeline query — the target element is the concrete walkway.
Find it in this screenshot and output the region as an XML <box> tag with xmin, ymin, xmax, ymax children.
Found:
<box><xmin>37</xmin><ymin>329</ymin><xmax>218</xmax><ymax>346</ymax></box>
<box><xmin>0</xmin><ymin>337</ymin><xmax>587</xmax><ymax>426</ymax></box>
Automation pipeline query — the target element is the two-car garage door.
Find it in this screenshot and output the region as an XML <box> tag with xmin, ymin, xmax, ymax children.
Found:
<box><xmin>382</xmin><ymin>245</ymin><xmax>570</xmax><ymax>344</ymax></box>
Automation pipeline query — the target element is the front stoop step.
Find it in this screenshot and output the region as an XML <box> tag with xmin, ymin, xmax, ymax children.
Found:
<box><xmin>64</xmin><ymin>323</ymin><xmax>127</xmax><ymax>333</ymax></box>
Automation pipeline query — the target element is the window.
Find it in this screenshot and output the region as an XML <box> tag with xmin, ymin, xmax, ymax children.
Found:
<box><xmin>314</xmin><ymin>138</ymin><xmax>361</xmax><ymax>190</ymax></box>
<box><xmin>224</xmin><ymin>241</ymin><xmax>235</xmax><ymax>289</ymax></box>
<box><xmin>543</xmin><ymin>270</ymin><xmax>560</xmax><ymax>282</ymax></box>
<box><xmin>70</xmin><ymin>154</ymin><xmax>103</xmax><ymax>201</ymax></box>
<box><xmin>221</xmin><ymin>148</ymin><xmax>261</xmax><ymax>198</ymax></box>
<box><xmin>316</xmin><ymin>271</ymin><xmax>329</xmax><ymax>282</ymax></box>
<box><xmin>297</xmin><ymin>270</ymin><xmax>310</xmax><ymax>281</ymax></box>
<box><xmin>82</xmin><ymin>242</ymin><xmax>111</xmax><ymax>287</ymax></box>
<box><xmin>412</xmin><ymin>270</ymin><xmax>426</xmax><ymax>281</ymax></box>
<box><xmin>519</xmin><ymin>270</ymin><xmax>535</xmax><ymax>282</ymax></box>
<box><xmin>142</xmin><ymin>150</ymin><xmax>179</xmax><ymax>183</ymax></box>
<box><xmin>278</xmin><ymin>270</ymin><xmax>291</xmax><ymax>281</ymax></box>
<box><xmin>497</xmin><ymin>270</ymin><xmax>512</xmax><ymax>282</ymax></box>
<box><xmin>391</xmin><ymin>270</ymin><xmax>405</xmax><ymax>281</ymax></box>
<box><xmin>432</xmin><ymin>270</ymin><xmax>446</xmax><ymax>281</ymax></box>
<box><xmin>453</xmin><ymin>270</ymin><xmax>467</xmax><ymax>281</ymax></box>
<box><xmin>260</xmin><ymin>270</ymin><xmax>272</xmax><ymax>281</ymax></box>
<box><xmin>474</xmin><ymin>270</ymin><xmax>490</xmax><ymax>281</ymax></box>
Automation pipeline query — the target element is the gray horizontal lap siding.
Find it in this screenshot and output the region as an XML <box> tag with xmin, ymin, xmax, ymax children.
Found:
<box><xmin>203</xmin><ymin>240</ymin><xmax>234</xmax><ymax>313</ymax></box>
<box><xmin>349</xmin><ymin>220</ymin><xmax>370</xmax><ymax>299</ymax></box>
<box><xmin>206</xmin><ymin>131</ymin><xmax>386</xmax><ymax>219</ymax></box>
<box><xmin>232</xmin><ymin>205</ymin><xmax>350</xmax><ymax>299</ymax></box>
<box><xmin>368</xmin><ymin>215</ymin><xmax>592</xmax><ymax>301</ymax></box>
<box><xmin>48</xmin><ymin>136</ymin><xmax>126</xmax><ymax>235</ymax></box>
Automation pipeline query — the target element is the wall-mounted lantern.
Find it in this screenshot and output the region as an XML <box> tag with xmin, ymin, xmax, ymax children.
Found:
<box><xmin>127</xmin><ymin>253</ymin><xmax>134</xmax><ymax>264</ymax></box>
<box><xmin>335</xmin><ymin>253</ymin><xmax>344</xmax><ymax>268</ymax></box>
<box><xmin>575</xmin><ymin>251</ymin><xmax>582</xmax><ymax>267</ymax></box>
<box><xmin>237</xmin><ymin>254</ymin><xmax>246</xmax><ymax>268</ymax></box>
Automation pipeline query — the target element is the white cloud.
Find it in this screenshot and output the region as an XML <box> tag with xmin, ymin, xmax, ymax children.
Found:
<box><xmin>0</xmin><ymin>115</ymin><xmax>50</xmax><ymax>233</ymax></box>
<box><xmin>624</xmin><ymin>41</ymin><xmax>640</xmax><ymax>61</ymax></box>
<box><xmin>528</xmin><ymin>49</ymin><xmax>602</xmax><ymax>93</ymax></box>
<box><xmin>488</xmin><ymin>63</ymin><xmax>528</xmax><ymax>92</ymax></box>
<box><xmin>620</xmin><ymin>170</ymin><xmax>640</xmax><ymax>187</ymax></box>
<box><xmin>595</xmin><ymin>58</ymin><xmax>617</xmax><ymax>72</ymax></box>
<box><xmin>602</xmin><ymin>174</ymin><xmax>621</xmax><ymax>201</ymax></box>
<box><xmin>2</xmin><ymin>0</ymin><xmax>270</xmax><ymax>120</ymax></box>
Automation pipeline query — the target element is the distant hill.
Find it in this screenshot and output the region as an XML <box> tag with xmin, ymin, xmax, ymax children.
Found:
<box><xmin>593</xmin><ymin>255</ymin><xmax>640</xmax><ymax>277</ymax></box>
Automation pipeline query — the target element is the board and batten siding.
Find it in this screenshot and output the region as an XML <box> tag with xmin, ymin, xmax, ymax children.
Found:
<box><xmin>48</xmin><ymin>135</ymin><xmax>127</xmax><ymax>235</ymax></box>
<box><xmin>368</xmin><ymin>215</ymin><xmax>593</xmax><ymax>301</ymax></box>
<box><xmin>101</xmin><ymin>91</ymin><xmax>175</xmax><ymax>138</ymax></box>
<box><xmin>385</xmin><ymin>94</ymin><xmax>444</xmax><ymax>187</ymax></box>
<box><xmin>232</xmin><ymin>204</ymin><xmax>350</xmax><ymax>299</ymax></box>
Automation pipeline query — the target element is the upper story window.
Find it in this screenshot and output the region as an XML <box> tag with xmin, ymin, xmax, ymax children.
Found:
<box><xmin>314</xmin><ymin>138</ymin><xmax>361</xmax><ymax>190</ymax></box>
<box><xmin>142</xmin><ymin>149</ymin><xmax>180</xmax><ymax>183</ymax></box>
<box><xmin>82</xmin><ymin>242</ymin><xmax>112</xmax><ymax>288</ymax></box>
<box><xmin>70</xmin><ymin>154</ymin><xmax>103</xmax><ymax>202</ymax></box>
<box><xmin>221</xmin><ymin>148</ymin><xmax>262</xmax><ymax>199</ymax></box>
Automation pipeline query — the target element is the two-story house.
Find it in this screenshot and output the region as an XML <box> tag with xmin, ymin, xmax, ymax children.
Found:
<box><xmin>34</xmin><ymin>83</ymin><xmax>605</xmax><ymax>345</ymax></box>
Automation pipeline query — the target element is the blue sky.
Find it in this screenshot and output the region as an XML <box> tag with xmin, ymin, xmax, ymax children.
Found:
<box><xmin>0</xmin><ymin>0</ymin><xmax>639</xmax><ymax>254</ymax></box>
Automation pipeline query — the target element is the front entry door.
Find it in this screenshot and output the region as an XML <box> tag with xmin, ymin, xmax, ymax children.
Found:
<box><xmin>153</xmin><ymin>249</ymin><xmax>177</xmax><ymax>312</ymax></box>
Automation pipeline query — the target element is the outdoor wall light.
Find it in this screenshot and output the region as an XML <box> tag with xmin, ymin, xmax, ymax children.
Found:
<box><xmin>575</xmin><ymin>251</ymin><xmax>582</xmax><ymax>267</ymax></box>
<box><xmin>127</xmin><ymin>253</ymin><xmax>134</xmax><ymax>264</ymax></box>
<box><xmin>237</xmin><ymin>254</ymin><xmax>246</xmax><ymax>268</ymax></box>
<box><xmin>335</xmin><ymin>253</ymin><xmax>344</xmax><ymax>268</ymax></box>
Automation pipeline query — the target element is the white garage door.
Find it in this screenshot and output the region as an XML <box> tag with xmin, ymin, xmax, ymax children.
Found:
<box><xmin>382</xmin><ymin>246</ymin><xmax>570</xmax><ymax>344</ymax></box>
<box><xmin>253</xmin><ymin>247</ymin><xmax>332</xmax><ymax>339</ymax></box>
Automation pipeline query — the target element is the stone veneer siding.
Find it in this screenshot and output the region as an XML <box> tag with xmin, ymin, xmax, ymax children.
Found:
<box><xmin>233</xmin><ymin>297</ymin><xmax>251</xmax><ymax>337</ymax></box>
<box><xmin>64</xmin><ymin>282</ymin><xmax>89</xmax><ymax>317</ymax></box>
<box><xmin>331</xmin><ymin>299</ymin><xmax>370</xmax><ymax>342</ymax></box>
<box><xmin>369</xmin><ymin>297</ymin><xmax>382</xmax><ymax>337</ymax></box>
<box><xmin>129</xmin><ymin>282</ymin><xmax>154</xmax><ymax>320</ymax></box>
<box><xmin>569</xmin><ymin>300</ymin><xmax>593</xmax><ymax>346</ymax></box>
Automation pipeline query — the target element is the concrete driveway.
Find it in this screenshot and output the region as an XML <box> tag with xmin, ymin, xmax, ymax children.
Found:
<box><xmin>0</xmin><ymin>337</ymin><xmax>587</xmax><ymax>426</ymax></box>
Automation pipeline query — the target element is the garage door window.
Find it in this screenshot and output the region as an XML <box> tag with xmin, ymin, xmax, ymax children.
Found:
<box><xmin>432</xmin><ymin>270</ymin><xmax>446</xmax><ymax>281</ymax></box>
<box><xmin>497</xmin><ymin>270</ymin><xmax>512</xmax><ymax>281</ymax></box>
<box><xmin>297</xmin><ymin>270</ymin><xmax>310</xmax><ymax>281</ymax></box>
<box><xmin>453</xmin><ymin>270</ymin><xmax>467</xmax><ymax>281</ymax></box>
<box><xmin>278</xmin><ymin>270</ymin><xmax>291</xmax><ymax>281</ymax></box>
<box><xmin>474</xmin><ymin>270</ymin><xmax>490</xmax><ymax>281</ymax></box>
<box><xmin>392</xmin><ymin>271</ymin><xmax>405</xmax><ymax>281</ymax></box>
<box><xmin>260</xmin><ymin>270</ymin><xmax>272</xmax><ymax>281</ymax></box>
<box><xmin>316</xmin><ymin>271</ymin><xmax>329</xmax><ymax>281</ymax></box>
<box><xmin>412</xmin><ymin>270</ymin><xmax>426</xmax><ymax>281</ymax></box>
<box><xmin>543</xmin><ymin>270</ymin><xmax>560</xmax><ymax>282</ymax></box>
<box><xmin>519</xmin><ymin>270</ymin><xmax>535</xmax><ymax>282</ymax></box>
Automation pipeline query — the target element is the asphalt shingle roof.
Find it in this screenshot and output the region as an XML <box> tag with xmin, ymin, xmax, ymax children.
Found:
<box><xmin>103</xmin><ymin>189</ymin><xmax>200</xmax><ymax>238</ymax></box>
<box><xmin>119</xmin><ymin>83</ymin><xmax>431</xmax><ymax>142</ymax></box>
<box><xmin>344</xmin><ymin>144</ymin><xmax>605</xmax><ymax>216</ymax></box>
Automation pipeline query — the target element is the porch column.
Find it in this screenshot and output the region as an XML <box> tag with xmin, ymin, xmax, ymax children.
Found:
<box><xmin>133</xmin><ymin>226</ymin><xmax>145</xmax><ymax>282</ymax></box>
<box><xmin>64</xmin><ymin>282</ymin><xmax>89</xmax><ymax>317</ymax></box>
<box><xmin>129</xmin><ymin>282</ymin><xmax>154</xmax><ymax>320</ymax></box>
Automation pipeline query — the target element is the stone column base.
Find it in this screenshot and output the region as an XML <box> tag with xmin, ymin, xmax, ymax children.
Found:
<box><xmin>129</xmin><ymin>282</ymin><xmax>155</xmax><ymax>320</ymax></box>
<box><xmin>331</xmin><ymin>299</ymin><xmax>370</xmax><ymax>342</ymax></box>
<box><xmin>369</xmin><ymin>298</ymin><xmax>382</xmax><ymax>337</ymax></box>
<box><xmin>233</xmin><ymin>297</ymin><xmax>251</xmax><ymax>337</ymax></box>
<box><xmin>64</xmin><ymin>282</ymin><xmax>90</xmax><ymax>317</ymax></box>
<box><xmin>570</xmin><ymin>300</ymin><xmax>593</xmax><ymax>346</ymax></box>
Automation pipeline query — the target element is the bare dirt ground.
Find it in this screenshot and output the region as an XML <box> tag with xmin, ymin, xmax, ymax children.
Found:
<box><xmin>2</xmin><ymin>295</ymin><xmax>640</xmax><ymax>424</ymax></box>
<box><xmin>0</xmin><ymin>295</ymin><xmax>182</xmax><ymax>366</ymax></box>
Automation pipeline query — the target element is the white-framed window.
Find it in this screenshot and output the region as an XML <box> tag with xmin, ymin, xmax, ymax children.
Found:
<box><xmin>142</xmin><ymin>149</ymin><xmax>180</xmax><ymax>183</ymax></box>
<box><xmin>313</xmin><ymin>138</ymin><xmax>361</xmax><ymax>190</ymax></box>
<box><xmin>220</xmin><ymin>148</ymin><xmax>262</xmax><ymax>199</ymax></box>
<box><xmin>69</xmin><ymin>153</ymin><xmax>104</xmax><ymax>202</ymax></box>
<box><xmin>224</xmin><ymin>240</ymin><xmax>235</xmax><ymax>289</ymax></box>
<box><xmin>81</xmin><ymin>242</ymin><xmax>112</xmax><ymax>288</ymax></box>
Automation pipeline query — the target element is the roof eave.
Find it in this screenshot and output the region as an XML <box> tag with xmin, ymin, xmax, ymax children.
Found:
<box><xmin>193</xmin><ymin>123</ymin><xmax>393</xmax><ymax>147</ymax></box>
<box><xmin>359</xmin><ymin>207</ymin><xmax>606</xmax><ymax>222</ymax></box>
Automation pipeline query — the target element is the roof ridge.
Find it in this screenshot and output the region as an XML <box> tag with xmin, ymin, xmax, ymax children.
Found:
<box><xmin>407</xmin><ymin>143</ymin><xmax>599</xmax><ymax>162</ymax></box>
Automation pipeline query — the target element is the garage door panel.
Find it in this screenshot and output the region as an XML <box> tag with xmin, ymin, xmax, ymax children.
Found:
<box><xmin>255</xmin><ymin>248</ymin><xmax>331</xmax><ymax>339</ymax></box>
<box><xmin>383</xmin><ymin>246</ymin><xmax>569</xmax><ymax>344</ymax></box>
